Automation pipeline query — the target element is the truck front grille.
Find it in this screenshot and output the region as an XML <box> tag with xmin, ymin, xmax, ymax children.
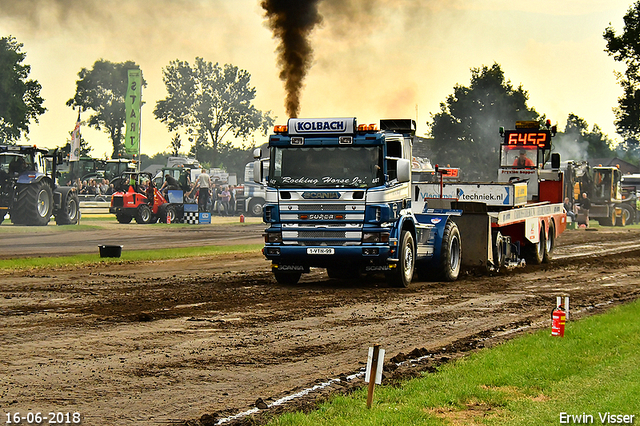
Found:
<box><xmin>298</xmin><ymin>230</ymin><xmax>345</xmax><ymax>239</ymax></box>
<box><xmin>297</xmin><ymin>204</ymin><xmax>347</xmax><ymax>211</ymax></box>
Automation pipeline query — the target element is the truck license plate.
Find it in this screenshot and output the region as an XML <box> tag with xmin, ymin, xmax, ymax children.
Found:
<box><xmin>307</xmin><ymin>248</ymin><xmax>335</xmax><ymax>255</ymax></box>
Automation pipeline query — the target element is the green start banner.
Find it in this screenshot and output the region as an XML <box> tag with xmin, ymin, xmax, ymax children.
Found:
<box><xmin>125</xmin><ymin>69</ymin><xmax>142</xmax><ymax>156</ymax></box>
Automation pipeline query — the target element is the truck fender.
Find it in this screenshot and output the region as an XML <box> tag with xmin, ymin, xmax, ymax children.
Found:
<box><xmin>388</xmin><ymin>214</ymin><xmax>417</xmax><ymax>261</ymax></box>
<box><xmin>423</xmin><ymin>214</ymin><xmax>452</xmax><ymax>264</ymax></box>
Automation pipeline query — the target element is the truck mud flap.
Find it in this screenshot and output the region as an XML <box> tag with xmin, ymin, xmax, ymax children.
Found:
<box><xmin>449</xmin><ymin>201</ymin><xmax>492</xmax><ymax>270</ymax></box>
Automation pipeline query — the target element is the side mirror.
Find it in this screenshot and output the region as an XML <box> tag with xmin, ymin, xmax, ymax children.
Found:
<box><xmin>397</xmin><ymin>158</ymin><xmax>411</xmax><ymax>183</ymax></box>
<box><xmin>551</xmin><ymin>153</ymin><xmax>561</xmax><ymax>169</ymax></box>
<box><xmin>253</xmin><ymin>160</ymin><xmax>262</xmax><ymax>183</ymax></box>
<box><xmin>253</xmin><ymin>148</ymin><xmax>262</xmax><ymax>159</ymax></box>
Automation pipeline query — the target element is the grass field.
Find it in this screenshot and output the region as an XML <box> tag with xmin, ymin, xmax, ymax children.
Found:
<box><xmin>0</xmin><ymin>244</ymin><xmax>264</xmax><ymax>270</ymax></box>
<box><xmin>266</xmin><ymin>299</ymin><xmax>640</xmax><ymax>426</ymax></box>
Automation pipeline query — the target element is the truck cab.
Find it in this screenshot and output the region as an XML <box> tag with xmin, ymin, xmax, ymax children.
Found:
<box><xmin>260</xmin><ymin>118</ymin><xmax>416</xmax><ymax>286</ymax></box>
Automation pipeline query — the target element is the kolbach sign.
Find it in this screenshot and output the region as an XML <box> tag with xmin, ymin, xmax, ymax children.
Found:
<box><xmin>288</xmin><ymin>118</ymin><xmax>356</xmax><ymax>135</ymax></box>
<box><xmin>125</xmin><ymin>69</ymin><xmax>142</xmax><ymax>157</ymax></box>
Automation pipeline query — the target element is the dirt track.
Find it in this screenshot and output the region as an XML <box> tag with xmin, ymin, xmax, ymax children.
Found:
<box><xmin>1</xmin><ymin>221</ymin><xmax>640</xmax><ymax>426</ymax></box>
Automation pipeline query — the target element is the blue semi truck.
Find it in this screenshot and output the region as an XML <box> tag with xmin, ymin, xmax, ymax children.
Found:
<box><xmin>257</xmin><ymin>117</ymin><xmax>566</xmax><ymax>287</ymax></box>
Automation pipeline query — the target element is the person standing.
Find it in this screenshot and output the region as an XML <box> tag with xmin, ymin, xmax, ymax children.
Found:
<box><xmin>220</xmin><ymin>186</ymin><xmax>231</xmax><ymax>216</ymax></box>
<box><xmin>578</xmin><ymin>192</ymin><xmax>591</xmax><ymax>226</ymax></box>
<box><xmin>195</xmin><ymin>169</ymin><xmax>211</xmax><ymax>212</ymax></box>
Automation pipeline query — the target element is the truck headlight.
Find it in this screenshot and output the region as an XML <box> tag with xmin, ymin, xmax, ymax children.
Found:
<box><xmin>264</xmin><ymin>232</ymin><xmax>283</xmax><ymax>243</ymax></box>
<box><xmin>362</xmin><ymin>232</ymin><xmax>390</xmax><ymax>243</ymax></box>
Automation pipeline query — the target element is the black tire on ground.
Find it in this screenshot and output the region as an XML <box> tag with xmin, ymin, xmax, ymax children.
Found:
<box><xmin>160</xmin><ymin>204</ymin><xmax>177</xmax><ymax>224</ymax></box>
<box><xmin>525</xmin><ymin>225</ymin><xmax>545</xmax><ymax>265</ymax></box>
<box><xmin>597</xmin><ymin>208</ymin><xmax>616</xmax><ymax>226</ymax></box>
<box><xmin>116</xmin><ymin>213</ymin><xmax>133</xmax><ymax>224</ymax></box>
<box><xmin>55</xmin><ymin>192</ymin><xmax>80</xmax><ymax>225</ymax></box>
<box><xmin>435</xmin><ymin>220</ymin><xmax>462</xmax><ymax>281</ymax></box>
<box><xmin>135</xmin><ymin>204</ymin><xmax>152</xmax><ymax>224</ymax></box>
<box><xmin>616</xmin><ymin>206</ymin><xmax>631</xmax><ymax>227</ymax></box>
<box><xmin>492</xmin><ymin>231</ymin><xmax>505</xmax><ymax>272</ymax></box>
<box><xmin>274</xmin><ymin>271</ymin><xmax>302</xmax><ymax>285</ymax></box>
<box><xmin>248</xmin><ymin>198</ymin><xmax>264</xmax><ymax>217</ymax></box>
<box><xmin>543</xmin><ymin>221</ymin><xmax>555</xmax><ymax>263</ymax></box>
<box><xmin>385</xmin><ymin>229</ymin><xmax>415</xmax><ymax>288</ymax></box>
<box><xmin>12</xmin><ymin>181</ymin><xmax>53</xmax><ymax>226</ymax></box>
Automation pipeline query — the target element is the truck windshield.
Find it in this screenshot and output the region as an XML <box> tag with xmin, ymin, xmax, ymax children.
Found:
<box><xmin>269</xmin><ymin>146</ymin><xmax>383</xmax><ymax>188</ymax></box>
<box><xmin>501</xmin><ymin>146</ymin><xmax>537</xmax><ymax>168</ymax></box>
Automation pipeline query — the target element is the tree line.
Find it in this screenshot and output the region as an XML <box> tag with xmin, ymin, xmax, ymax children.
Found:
<box><xmin>2</xmin><ymin>1</ymin><xmax>640</xmax><ymax>178</ymax></box>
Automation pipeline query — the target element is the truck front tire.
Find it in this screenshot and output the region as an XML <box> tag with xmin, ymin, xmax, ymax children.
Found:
<box><xmin>274</xmin><ymin>271</ymin><xmax>301</xmax><ymax>285</ymax></box>
<box><xmin>248</xmin><ymin>198</ymin><xmax>264</xmax><ymax>217</ymax></box>
<box><xmin>386</xmin><ymin>230</ymin><xmax>415</xmax><ymax>288</ymax></box>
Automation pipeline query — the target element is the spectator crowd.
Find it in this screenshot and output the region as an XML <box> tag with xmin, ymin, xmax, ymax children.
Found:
<box><xmin>68</xmin><ymin>171</ymin><xmax>240</xmax><ymax>216</ymax></box>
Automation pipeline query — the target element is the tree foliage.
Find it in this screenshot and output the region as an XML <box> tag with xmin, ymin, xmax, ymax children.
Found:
<box><xmin>426</xmin><ymin>63</ymin><xmax>539</xmax><ymax>180</ymax></box>
<box><xmin>604</xmin><ymin>1</ymin><xmax>640</xmax><ymax>159</ymax></box>
<box><xmin>66</xmin><ymin>59</ymin><xmax>144</xmax><ymax>158</ymax></box>
<box><xmin>169</xmin><ymin>133</ymin><xmax>181</xmax><ymax>157</ymax></box>
<box><xmin>0</xmin><ymin>35</ymin><xmax>45</xmax><ymax>142</ymax></box>
<box><xmin>154</xmin><ymin>58</ymin><xmax>274</xmax><ymax>167</ymax></box>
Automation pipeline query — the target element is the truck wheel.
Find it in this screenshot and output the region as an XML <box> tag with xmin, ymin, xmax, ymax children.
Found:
<box><xmin>116</xmin><ymin>213</ymin><xmax>133</xmax><ymax>224</ymax></box>
<box><xmin>436</xmin><ymin>220</ymin><xmax>461</xmax><ymax>281</ymax></box>
<box><xmin>12</xmin><ymin>182</ymin><xmax>53</xmax><ymax>226</ymax></box>
<box><xmin>248</xmin><ymin>198</ymin><xmax>264</xmax><ymax>216</ymax></box>
<box><xmin>135</xmin><ymin>204</ymin><xmax>152</xmax><ymax>224</ymax></box>
<box><xmin>386</xmin><ymin>230</ymin><xmax>415</xmax><ymax>288</ymax></box>
<box><xmin>274</xmin><ymin>271</ymin><xmax>301</xmax><ymax>285</ymax></box>
<box><xmin>616</xmin><ymin>206</ymin><xmax>631</xmax><ymax>226</ymax></box>
<box><xmin>492</xmin><ymin>231</ymin><xmax>505</xmax><ymax>272</ymax></box>
<box><xmin>543</xmin><ymin>221</ymin><xmax>555</xmax><ymax>263</ymax></box>
<box><xmin>55</xmin><ymin>192</ymin><xmax>79</xmax><ymax>225</ymax></box>
<box><xmin>526</xmin><ymin>226</ymin><xmax>545</xmax><ymax>265</ymax></box>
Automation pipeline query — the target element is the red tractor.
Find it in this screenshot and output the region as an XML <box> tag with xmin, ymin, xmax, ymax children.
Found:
<box><xmin>109</xmin><ymin>172</ymin><xmax>179</xmax><ymax>224</ymax></box>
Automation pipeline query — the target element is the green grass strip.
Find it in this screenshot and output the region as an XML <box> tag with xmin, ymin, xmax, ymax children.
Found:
<box><xmin>268</xmin><ymin>299</ymin><xmax>640</xmax><ymax>426</ymax></box>
<box><xmin>0</xmin><ymin>244</ymin><xmax>263</xmax><ymax>271</ymax></box>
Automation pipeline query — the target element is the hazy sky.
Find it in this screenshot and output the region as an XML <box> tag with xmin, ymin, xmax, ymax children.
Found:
<box><xmin>0</xmin><ymin>0</ymin><xmax>633</xmax><ymax>158</ymax></box>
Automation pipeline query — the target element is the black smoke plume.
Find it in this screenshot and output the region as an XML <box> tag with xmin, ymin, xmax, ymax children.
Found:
<box><xmin>261</xmin><ymin>0</ymin><xmax>323</xmax><ymax>118</ymax></box>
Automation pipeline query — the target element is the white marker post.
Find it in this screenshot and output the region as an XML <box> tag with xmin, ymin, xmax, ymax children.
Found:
<box><xmin>365</xmin><ymin>345</ymin><xmax>385</xmax><ymax>408</ymax></box>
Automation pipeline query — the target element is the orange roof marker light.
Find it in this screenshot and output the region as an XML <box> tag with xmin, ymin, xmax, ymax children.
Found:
<box><xmin>357</xmin><ymin>123</ymin><xmax>378</xmax><ymax>132</ymax></box>
<box><xmin>274</xmin><ymin>125</ymin><xmax>288</xmax><ymax>134</ymax></box>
